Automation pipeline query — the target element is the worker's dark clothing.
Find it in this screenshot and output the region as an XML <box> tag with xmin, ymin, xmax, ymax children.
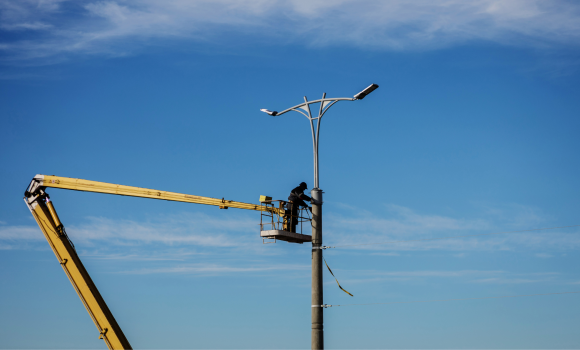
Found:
<box><xmin>288</xmin><ymin>185</ymin><xmax>311</xmax><ymax>208</ymax></box>
<box><xmin>285</xmin><ymin>185</ymin><xmax>311</xmax><ymax>233</ymax></box>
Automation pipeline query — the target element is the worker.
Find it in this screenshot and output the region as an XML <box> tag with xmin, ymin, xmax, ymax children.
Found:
<box><xmin>285</xmin><ymin>182</ymin><xmax>311</xmax><ymax>233</ymax></box>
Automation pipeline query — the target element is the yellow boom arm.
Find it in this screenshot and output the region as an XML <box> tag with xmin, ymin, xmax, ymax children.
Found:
<box><xmin>34</xmin><ymin>174</ymin><xmax>280</xmax><ymax>212</ymax></box>
<box><xmin>24</xmin><ymin>174</ymin><xmax>281</xmax><ymax>349</ymax></box>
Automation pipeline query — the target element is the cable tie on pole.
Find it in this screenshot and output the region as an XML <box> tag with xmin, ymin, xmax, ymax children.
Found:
<box><xmin>312</xmin><ymin>304</ymin><xmax>337</xmax><ymax>308</ymax></box>
<box><xmin>313</xmin><ymin>246</ymin><xmax>334</xmax><ymax>250</ymax></box>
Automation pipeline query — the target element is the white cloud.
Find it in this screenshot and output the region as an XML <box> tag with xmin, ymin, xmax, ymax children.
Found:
<box><xmin>0</xmin><ymin>0</ymin><xmax>62</xmax><ymax>30</ymax></box>
<box><xmin>370</xmin><ymin>270</ymin><xmax>503</xmax><ymax>278</ymax></box>
<box><xmin>121</xmin><ymin>262</ymin><xmax>309</xmax><ymax>275</ymax></box>
<box><xmin>332</xmin><ymin>269</ymin><xmax>568</xmax><ymax>286</ymax></box>
<box><xmin>370</xmin><ymin>252</ymin><xmax>400</xmax><ymax>257</ymax></box>
<box><xmin>3</xmin><ymin>204</ymin><xmax>580</xmax><ymax>254</ymax></box>
<box><xmin>65</xmin><ymin>214</ymin><xmax>256</xmax><ymax>247</ymax></box>
<box><xmin>0</xmin><ymin>224</ymin><xmax>45</xmax><ymax>240</ymax></box>
<box><xmin>2</xmin><ymin>21</ymin><xmax>52</xmax><ymax>30</ymax></box>
<box><xmin>81</xmin><ymin>250</ymin><xmax>201</xmax><ymax>261</ymax></box>
<box><xmin>323</xmin><ymin>204</ymin><xmax>580</xmax><ymax>252</ymax></box>
<box><xmin>473</xmin><ymin>277</ymin><xmax>553</xmax><ymax>284</ymax></box>
<box><xmin>0</xmin><ymin>212</ymin><xmax>259</xmax><ymax>252</ymax></box>
<box><xmin>1</xmin><ymin>0</ymin><xmax>580</xmax><ymax>62</ymax></box>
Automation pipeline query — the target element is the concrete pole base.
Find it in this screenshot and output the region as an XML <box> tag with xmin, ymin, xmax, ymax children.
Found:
<box><xmin>311</xmin><ymin>188</ymin><xmax>323</xmax><ymax>350</ymax></box>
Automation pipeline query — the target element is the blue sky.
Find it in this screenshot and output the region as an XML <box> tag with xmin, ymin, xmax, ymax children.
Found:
<box><xmin>1</xmin><ymin>0</ymin><xmax>580</xmax><ymax>349</ymax></box>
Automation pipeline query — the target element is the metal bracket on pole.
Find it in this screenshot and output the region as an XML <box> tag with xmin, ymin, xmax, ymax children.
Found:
<box><xmin>312</xmin><ymin>304</ymin><xmax>336</xmax><ymax>308</ymax></box>
<box><xmin>313</xmin><ymin>246</ymin><xmax>334</xmax><ymax>250</ymax></box>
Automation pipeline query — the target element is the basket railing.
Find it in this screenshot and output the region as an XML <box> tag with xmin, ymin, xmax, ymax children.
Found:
<box><xmin>260</xmin><ymin>200</ymin><xmax>311</xmax><ymax>235</ymax></box>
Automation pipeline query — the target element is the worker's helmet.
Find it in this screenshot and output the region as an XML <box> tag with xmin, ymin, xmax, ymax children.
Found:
<box><xmin>300</xmin><ymin>182</ymin><xmax>307</xmax><ymax>189</ymax></box>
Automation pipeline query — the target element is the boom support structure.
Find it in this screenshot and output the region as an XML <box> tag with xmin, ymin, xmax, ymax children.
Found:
<box><xmin>24</xmin><ymin>174</ymin><xmax>279</xmax><ymax>349</ymax></box>
<box><xmin>24</xmin><ymin>191</ymin><xmax>132</xmax><ymax>349</ymax></box>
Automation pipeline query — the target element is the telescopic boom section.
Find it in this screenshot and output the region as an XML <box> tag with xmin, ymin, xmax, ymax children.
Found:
<box><xmin>30</xmin><ymin>174</ymin><xmax>281</xmax><ymax>213</ymax></box>
<box><xmin>23</xmin><ymin>174</ymin><xmax>280</xmax><ymax>350</ymax></box>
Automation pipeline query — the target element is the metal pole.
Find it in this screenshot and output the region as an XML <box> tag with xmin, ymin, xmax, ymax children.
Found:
<box><xmin>262</xmin><ymin>85</ymin><xmax>377</xmax><ymax>350</ymax></box>
<box><xmin>311</xmin><ymin>188</ymin><xmax>323</xmax><ymax>350</ymax></box>
<box><xmin>311</xmin><ymin>92</ymin><xmax>325</xmax><ymax>350</ymax></box>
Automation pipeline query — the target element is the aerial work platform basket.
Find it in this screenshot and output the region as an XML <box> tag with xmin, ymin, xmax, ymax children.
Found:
<box><xmin>259</xmin><ymin>196</ymin><xmax>312</xmax><ymax>244</ymax></box>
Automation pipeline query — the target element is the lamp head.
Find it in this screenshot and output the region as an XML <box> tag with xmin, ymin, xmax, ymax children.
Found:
<box><xmin>353</xmin><ymin>83</ymin><xmax>379</xmax><ymax>100</ymax></box>
<box><xmin>260</xmin><ymin>108</ymin><xmax>278</xmax><ymax>116</ymax></box>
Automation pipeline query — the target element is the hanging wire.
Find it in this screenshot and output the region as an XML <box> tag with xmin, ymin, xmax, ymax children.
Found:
<box><xmin>323</xmin><ymin>256</ymin><xmax>353</xmax><ymax>297</ymax></box>
<box><xmin>317</xmin><ymin>225</ymin><xmax>580</xmax><ymax>250</ymax></box>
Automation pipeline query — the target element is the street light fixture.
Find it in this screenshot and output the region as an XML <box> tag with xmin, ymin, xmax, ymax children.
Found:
<box><xmin>260</xmin><ymin>108</ymin><xmax>278</xmax><ymax>116</ymax></box>
<box><xmin>261</xmin><ymin>84</ymin><xmax>378</xmax><ymax>350</ymax></box>
<box><xmin>353</xmin><ymin>83</ymin><xmax>379</xmax><ymax>100</ymax></box>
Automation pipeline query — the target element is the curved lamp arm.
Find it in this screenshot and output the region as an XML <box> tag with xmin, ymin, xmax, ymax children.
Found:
<box><xmin>260</xmin><ymin>84</ymin><xmax>379</xmax><ymax>188</ymax></box>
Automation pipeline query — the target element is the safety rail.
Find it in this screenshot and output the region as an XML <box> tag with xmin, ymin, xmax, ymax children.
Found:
<box><xmin>260</xmin><ymin>199</ymin><xmax>312</xmax><ymax>244</ymax></box>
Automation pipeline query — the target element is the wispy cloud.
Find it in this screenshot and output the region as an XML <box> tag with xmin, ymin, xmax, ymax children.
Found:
<box><xmin>473</xmin><ymin>276</ymin><xmax>557</xmax><ymax>284</ymax></box>
<box><xmin>329</xmin><ymin>269</ymin><xmax>566</xmax><ymax>286</ymax></box>
<box><xmin>1</xmin><ymin>0</ymin><xmax>580</xmax><ymax>63</ymax></box>
<box><xmin>0</xmin><ymin>224</ymin><xmax>45</xmax><ymax>241</ymax></box>
<box><xmin>122</xmin><ymin>262</ymin><xmax>309</xmax><ymax>275</ymax></box>
<box><xmin>324</xmin><ymin>203</ymin><xmax>580</xmax><ymax>252</ymax></box>
<box><xmin>3</xmin><ymin>204</ymin><xmax>580</xmax><ymax>254</ymax></box>
<box><xmin>335</xmin><ymin>270</ymin><xmax>505</xmax><ymax>285</ymax></box>
<box><xmin>4</xmin><ymin>205</ymin><xmax>580</xmax><ymax>287</ymax></box>
<box><xmin>65</xmin><ymin>213</ymin><xmax>256</xmax><ymax>247</ymax></box>
<box><xmin>0</xmin><ymin>212</ymin><xmax>260</xmax><ymax>254</ymax></box>
<box><xmin>371</xmin><ymin>270</ymin><xmax>503</xmax><ymax>278</ymax></box>
<box><xmin>81</xmin><ymin>250</ymin><xmax>200</xmax><ymax>261</ymax></box>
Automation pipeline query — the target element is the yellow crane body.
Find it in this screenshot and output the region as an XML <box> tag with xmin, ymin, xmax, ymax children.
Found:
<box><xmin>24</xmin><ymin>174</ymin><xmax>282</xmax><ymax>349</ymax></box>
<box><xmin>25</xmin><ymin>196</ymin><xmax>132</xmax><ymax>349</ymax></box>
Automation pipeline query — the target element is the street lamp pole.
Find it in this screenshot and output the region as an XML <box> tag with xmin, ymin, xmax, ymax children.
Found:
<box><xmin>261</xmin><ymin>84</ymin><xmax>378</xmax><ymax>350</ymax></box>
